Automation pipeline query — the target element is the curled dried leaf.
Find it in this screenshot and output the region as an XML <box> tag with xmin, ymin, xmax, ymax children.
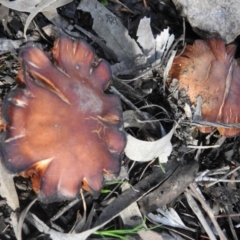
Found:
<box><xmin>0</xmin><ymin>35</ymin><xmax>126</xmax><ymax>203</ymax></box>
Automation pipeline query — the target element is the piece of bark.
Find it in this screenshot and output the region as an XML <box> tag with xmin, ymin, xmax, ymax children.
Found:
<box><xmin>94</xmin><ymin>160</ymin><xmax>180</xmax><ymax>227</ymax></box>
<box><xmin>139</xmin><ymin>160</ymin><xmax>199</xmax><ymax>214</ymax></box>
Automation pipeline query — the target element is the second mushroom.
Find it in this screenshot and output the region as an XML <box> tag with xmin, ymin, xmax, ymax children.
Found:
<box><xmin>169</xmin><ymin>39</ymin><xmax>240</xmax><ymax>137</ymax></box>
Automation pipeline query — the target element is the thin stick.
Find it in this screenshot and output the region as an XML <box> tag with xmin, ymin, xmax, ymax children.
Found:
<box><xmin>80</xmin><ymin>189</ymin><xmax>87</xmax><ymax>222</ymax></box>
<box><xmin>225</xmin><ymin>206</ymin><xmax>238</xmax><ymax>240</ymax></box>
<box><xmin>110</xmin><ymin>86</ymin><xmax>156</xmax><ymax>130</ymax></box>
<box><xmin>206</xmin><ymin>165</ymin><xmax>240</xmax><ymax>187</ymax></box>
<box><xmin>185</xmin><ymin>190</ymin><xmax>217</xmax><ymax>240</ymax></box>
<box><xmin>215</xmin><ymin>213</ymin><xmax>240</xmax><ymax>219</ymax></box>
<box><xmin>50</xmin><ymin>198</ymin><xmax>80</xmax><ymax>221</ymax></box>
<box><xmin>189</xmin><ymin>183</ymin><xmax>227</xmax><ymax>240</ymax></box>
<box><xmin>187</xmin><ymin>145</ymin><xmax>220</xmax><ymax>149</ymax></box>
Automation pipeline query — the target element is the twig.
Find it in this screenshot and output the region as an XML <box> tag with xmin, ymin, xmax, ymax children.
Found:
<box><xmin>185</xmin><ymin>190</ymin><xmax>217</xmax><ymax>240</ymax></box>
<box><xmin>139</xmin><ymin>158</ymin><xmax>155</xmax><ymax>180</ymax></box>
<box><xmin>185</xmin><ymin>120</ymin><xmax>240</xmax><ymax>128</ymax></box>
<box><xmin>112</xmin><ymin>66</ymin><xmax>156</xmax><ymax>83</ymax></box>
<box><xmin>50</xmin><ymin>198</ymin><xmax>80</xmax><ymax>221</ymax></box>
<box><xmin>111</xmin><ymin>76</ymin><xmax>146</xmax><ymax>102</ymax></box>
<box><xmin>110</xmin><ymin>86</ymin><xmax>156</xmax><ymax>130</ymax></box>
<box><xmin>187</xmin><ymin>145</ymin><xmax>220</xmax><ymax>149</ymax></box>
<box><xmin>189</xmin><ymin>183</ymin><xmax>227</xmax><ymax>240</ymax></box>
<box><xmin>161</xmin><ymin>226</ymin><xmax>195</xmax><ymax>240</ymax></box>
<box><xmin>182</xmin><ymin>17</ymin><xmax>186</xmax><ymax>47</ymax></box>
<box><xmin>198</xmin><ymin>177</ymin><xmax>240</xmax><ymax>183</ymax></box>
<box><xmin>80</xmin><ymin>189</ymin><xmax>87</xmax><ymax>224</ymax></box>
<box><xmin>196</xmin><ymin>167</ymin><xmax>230</xmax><ymax>183</ymax></box>
<box><xmin>206</xmin><ymin>165</ymin><xmax>240</xmax><ymax>187</ymax></box>
<box><xmin>142</xmin><ymin>0</ymin><xmax>148</xmax><ymax>8</ymax></box>
<box><xmin>109</xmin><ymin>0</ymin><xmax>134</xmax><ymax>14</ymax></box>
<box><xmin>225</xmin><ymin>206</ymin><xmax>238</xmax><ymax>240</ymax></box>
<box><xmin>215</xmin><ymin>213</ymin><xmax>240</xmax><ymax>219</ymax></box>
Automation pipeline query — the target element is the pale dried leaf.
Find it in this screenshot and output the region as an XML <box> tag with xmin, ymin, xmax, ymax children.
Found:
<box><xmin>124</xmin><ymin>110</ymin><xmax>174</xmax><ymax>162</ymax></box>
<box><xmin>137</xmin><ymin>17</ymin><xmax>175</xmax><ymax>65</ymax></box>
<box><xmin>23</xmin><ymin>0</ymin><xmax>72</xmax><ymax>38</ymax></box>
<box><xmin>42</xmin><ymin>9</ymin><xmax>68</xmax><ymax>28</ymax></box>
<box><xmin>0</xmin><ymin>35</ymin><xmax>41</xmax><ymax>52</ymax></box>
<box><xmin>0</xmin><ymin>39</ymin><xmax>26</xmax><ymax>51</ymax></box>
<box><xmin>0</xmin><ymin>162</ymin><xmax>19</xmax><ymax>211</ymax></box>
<box><xmin>111</xmin><ymin>55</ymin><xmax>148</xmax><ymax>76</ymax></box>
<box><xmin>0</xmin><ymin>5</ymin><xmax>9</xmax><ymax>22</ymax></box>
<box><xmin>148</xmin><ymin>208</ymin><xmax>196</xmax><ymax>232</ymax></box>
<box><xmin>10</xmin><ymin>212</ymin><xmax>19</xmax><ymax>240</ymax></box>
<box><xmin>78</xmin><ymin>0</ymin><xmax>143</xmax><ymax>62</ymax></box>
<box><xmin>136</xmin><ymin>17</ymin><xmax>155</xmax><ymax>62</ymax></box>
<box><xmin>163</xmin><ymin>49</ymin><xmax>177</xmax><ymax>88</ymax></box>
<box><xmin>184</xmin><ymin>103</ymin><xmax>192</xmax><ymax>119</ymax></box>
<box><xmin>0</xmin><ymin>0</ymin><xmax>72</xmax><ymax>12</ymax></box>
<box><xmin>125</xmin><ymin>133</ymin><xmax>173</xmax><ymax>162</ymax></box>
<box><xmin>184</xmin><ymin>191</ymin><xmax>218</xmax><ymax>240</ymax></box>
<box><xmin>17</xmin><ymin>198</ymin><xmax>37</xmax><ymax>240</ymax></box>
<box><xmin>42</xmin><ymin>24</ymin><xmax>63</xmax><ymax>39</ymax></box>
<box><xmin>138</xmin><ymin>230</ymin><xmax>164</xmax><ymax>240</ymax></box>
<box><xmin>160</xmin><ymin>231</ymin><xmax>185</xmax><ymax>240</ymax></box>
<box><xmin>155</xmin><ymin>28</ymin><xmax>174</xmax><ymax>64</ymax></box>
<box><xmin>120</xmin><ymin>183</ymin><xmax>143</xmax><ymax>227</ymax></box>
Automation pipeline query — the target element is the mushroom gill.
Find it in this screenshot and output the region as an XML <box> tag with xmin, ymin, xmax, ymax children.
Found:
<box><xmin>169</xmin><ymin>39</ymin><xmax>240</xmax><ymax>137</ymax></box>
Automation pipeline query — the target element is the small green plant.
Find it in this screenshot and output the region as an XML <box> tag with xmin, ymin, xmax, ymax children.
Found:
<box><xmin>100</xmin><ymin>189</ymin><xmax>112</xmax><ymax>194</ymax></box>
<box><xmin>158</xmin><ymin>157</ymin><xmax>166</xmax><ymax>173</ymax></box>
<box><xmin>101</xmin><ymin>180</ymin><xmax>139</xmax><ymax>194</ymax></box>
<box><xmin>101</xmin><ymin>0</ymin><xmax>108</xmax><ymax>6</ymax></box>
<box><xmin>94</xmin><ymin>217</ymin><xmax>145</xmax><ymax>239</ymax></box>
<box><xmin>0</xmin><ymin>63</ymin><xmax>8</xmax><ymax>71</ymax></box>
<box><xmin>94</xmin><ymin>216</ymin><xmax>160</xmax><ymax>239</ymax></box>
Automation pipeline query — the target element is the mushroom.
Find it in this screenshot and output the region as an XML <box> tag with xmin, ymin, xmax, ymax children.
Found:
<box><xmin>0</xmin><ymin>35</ymin><xmax>126</xmax><ymax>203</ymax></box>
<box><xmin>169</xmin><ymin>39</ymin><xmax>240</xmax><ymax>137</ymax></box>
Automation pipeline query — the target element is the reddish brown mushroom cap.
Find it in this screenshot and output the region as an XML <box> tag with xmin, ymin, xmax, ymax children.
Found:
<box><xmin>169</xmin><ymin>39</ymin><xmax>240</xmax><ymax>137</ymax></box>
<box><xmin>0</xmin><ymin>36</ymin><xmax>126</xmax><ymax>203</ymax></box>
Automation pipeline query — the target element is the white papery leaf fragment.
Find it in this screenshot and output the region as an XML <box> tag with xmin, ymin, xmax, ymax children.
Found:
<box><xmin>137</xmin><ymin>17</ymin><xmax>175</xmax><ymax>65</ymax></box>
<box><xmin>0</xmin><ymin>0</ymin><xmax>72</xmax><ymax>12</ymax></box>
<box><xmin>0</xmin><ymin>162</ymin><xmax>19</xmax><ymax>211</ymax></box>
<box><xmin>123</xmin><ymin>110</ymin><xmax>174</xmax><ymax>163</ymax></box>
<box><xmin>148</xmin><ymin>208</ymin><xmax>196</xmax><ymax>232</ymax></box>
